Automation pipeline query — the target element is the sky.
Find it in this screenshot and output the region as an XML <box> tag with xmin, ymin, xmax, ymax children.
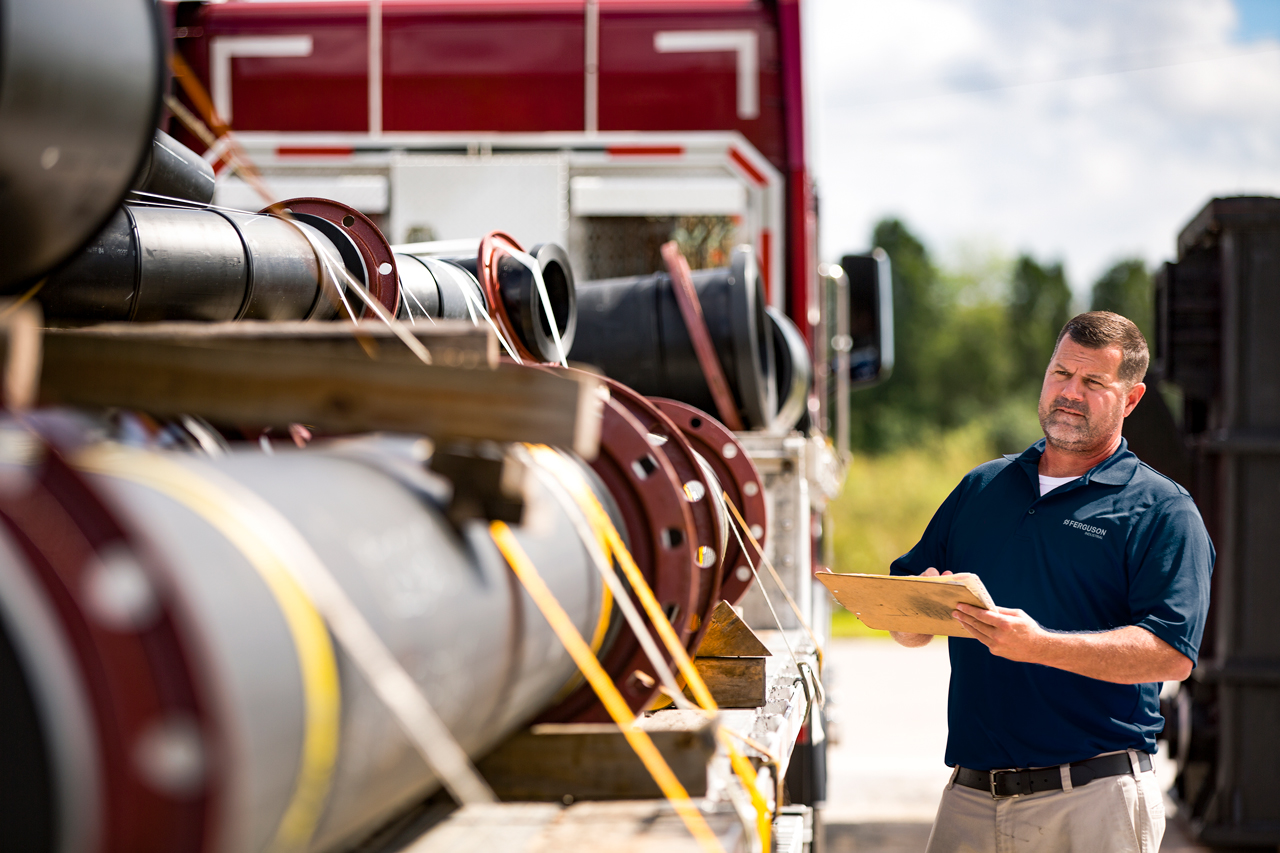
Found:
<box><xmin>809</xmin><ymin>0</ymin><xmax>1280</xmax><ymax>297</ymax></box>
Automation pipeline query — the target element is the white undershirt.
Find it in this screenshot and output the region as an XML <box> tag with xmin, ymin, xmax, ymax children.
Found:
<box><xmin>1038</xmin><ymin>474</ymin><xmax>1078</xmax><ymax>496</ymax></box>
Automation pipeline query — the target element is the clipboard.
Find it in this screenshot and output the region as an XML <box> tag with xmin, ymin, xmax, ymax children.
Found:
<box><xmin>815</xmin><ymin>571</ymin><xmax>996</xmax><ymax>637</ymax></box>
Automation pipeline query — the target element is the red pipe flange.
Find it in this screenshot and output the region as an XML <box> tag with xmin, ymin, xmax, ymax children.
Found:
<box><xmin>597</xmin><ymin>378</ymin><xmax>726</xmax><ymax>651</ymax></box>
<box><xmin>477</xmin><ymin>231</ymin><xmax>538</xmax><ymax>362</ymax></box>
<box><xmin>0</xmin><ymin>432</ymin><xmax>217</xmax><ymax>853</ymax></box>
<box><xmin>268</xmin><ymin>197</ymin><xmax>400</xmax><ymax>320</ymax></box>
<box><xmin>538</xmin><ymin>394</ymin><xmax>699</xmax><ymax>723</ymax></box>
<box><xmin>650</xmin><ymin>398</ymin><xmax>768</xmax><ymax>606</ymax></box>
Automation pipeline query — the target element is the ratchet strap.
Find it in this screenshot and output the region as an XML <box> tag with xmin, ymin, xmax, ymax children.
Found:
<box><xmin>490</xmin><ymin>522</ymin><xmax>726</xmax><ymax>853</ymax></box>
<box><xmin>661</xmin><ymin>242</ymin><xmax>744</xmax><ymax>431</ymax></box>
<box><xmin>515</xmin><ymin>447</ymin><xmax>774</xmax><ymax>849</ymax></box>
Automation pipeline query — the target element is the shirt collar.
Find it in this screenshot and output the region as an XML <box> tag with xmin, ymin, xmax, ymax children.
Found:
<box><xmin>1004</xmin><ymin>437</ymin><xmax>1138</xmax><ymax>488</ymax></box>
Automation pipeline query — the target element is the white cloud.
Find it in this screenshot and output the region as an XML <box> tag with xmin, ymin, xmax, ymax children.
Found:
<box><xmin>811</xmin><ymin>0</ymin><xmax>1280</xmax><ymax>295</ymax></box>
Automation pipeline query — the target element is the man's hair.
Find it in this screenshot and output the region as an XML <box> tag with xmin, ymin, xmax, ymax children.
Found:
<box><xmin>1054</xmin><ymin>311</ymin><xmax>1149</xmax><ymax>386</ymax></box>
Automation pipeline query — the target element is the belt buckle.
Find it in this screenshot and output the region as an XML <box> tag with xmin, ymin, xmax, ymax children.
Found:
<box><xmin>989</xmin><ymin>768</ymin><xmax>1020</xmax><ymax>800</ymax></box>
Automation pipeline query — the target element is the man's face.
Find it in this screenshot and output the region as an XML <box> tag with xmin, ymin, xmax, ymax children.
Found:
<box><xmin>1038</xmin><ymin>337</ymin><xmax>1144</xmax><ymax>453</ymax></box>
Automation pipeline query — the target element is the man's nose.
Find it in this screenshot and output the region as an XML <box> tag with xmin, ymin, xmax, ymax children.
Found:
<box><xmin>1061</xmin><ymin>378</ymin><xmax>1086</xmax><ymax>400</ymax></box>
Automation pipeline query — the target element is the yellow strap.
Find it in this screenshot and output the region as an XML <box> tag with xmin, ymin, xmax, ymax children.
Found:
<box><xmin>525</xmin><ymin>446</ymin><xmax>717</xmax><ymax>710</ymax></box>
<box><xmin>523</xmin><ymin>447</ymin><xmax>771</xmax><ymax>851</ymax></box>
<box><xmin>76</xmin><ymin>447</ymin><xmax>340</xmax><ymax>853</ymax></box>
<box><xmin>721</xmin><ymin>731</ymin><xmax>774</xmax><ymax>847</ymax></box>
<box><xmin>490</xmin><ymin>521</ymin><xmax>726</xmax><ymax>853</ymax></box>
<box><xmin>0</xmin><ymin>279</ymin><xmax>45</xmax><ymax>320</ymax></box>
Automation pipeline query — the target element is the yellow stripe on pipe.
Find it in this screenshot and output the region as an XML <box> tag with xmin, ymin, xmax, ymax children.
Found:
<box><xmin>76</xmin><ymin>446</ymin><xmax>341</xmax><ymax>853</ymax></box>
<box><xmin>489</xmin><ymin>521</ymin><xmax>726</xmax><ymax>853</ymax></box>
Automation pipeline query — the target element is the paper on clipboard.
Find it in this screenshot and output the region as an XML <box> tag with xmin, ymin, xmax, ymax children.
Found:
<box><xmin>815</xmin><ymin>571</ymin><xmax>997</xmax><ymax>637</ymax></box>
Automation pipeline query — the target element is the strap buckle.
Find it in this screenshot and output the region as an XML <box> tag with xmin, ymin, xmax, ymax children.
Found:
<box><xmin>989</xmin><ymin>768</ymin><xmax>1021</xmax><ymax>800</ymax></box>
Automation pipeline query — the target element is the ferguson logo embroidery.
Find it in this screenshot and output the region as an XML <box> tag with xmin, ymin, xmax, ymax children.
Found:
<box><xmin>1063</xmin><ymin>519</ymin><xmax>1106</xmax><ymax>539</ymax></box>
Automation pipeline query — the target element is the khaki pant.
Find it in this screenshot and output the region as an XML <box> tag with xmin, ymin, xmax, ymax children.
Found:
<box><xmin>925</xmin><ymin>752</ymin><xmax>1166</xmax><ymax>853</ymax></box>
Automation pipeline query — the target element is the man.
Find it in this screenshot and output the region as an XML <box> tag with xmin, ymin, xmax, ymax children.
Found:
<box><xmin>891</xmin><ymin>311</ymin><xmax>1213</xmax><ymax>853</ymax></box>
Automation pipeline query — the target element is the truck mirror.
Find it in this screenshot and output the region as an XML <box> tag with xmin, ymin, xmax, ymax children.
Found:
<box><xmin>838</xmin><ymin>248</ymin><xmax>894</xmax><ymax>387</ymax></box>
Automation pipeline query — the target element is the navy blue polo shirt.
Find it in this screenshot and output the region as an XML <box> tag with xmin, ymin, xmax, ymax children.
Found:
<box><xmin>891</xmin><ymin>438</ymin><xmax>1214</xmax><ymax>771</ymax></box>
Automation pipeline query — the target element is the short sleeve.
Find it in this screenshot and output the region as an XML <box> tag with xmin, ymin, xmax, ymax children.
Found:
<box><xmin>1127</xmin><ymin>494</ymin><xmax>1215</xmax><ymax>665</ymax></box>
<box><xmin>891</xmin><ymin>477</ymin><xmax>966</xmax><ymax>577</ymax></box>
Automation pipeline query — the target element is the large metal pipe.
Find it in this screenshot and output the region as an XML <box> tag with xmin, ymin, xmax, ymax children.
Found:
<box><xmin>401</xmin><ymin>238</ymin><xmax>578</xmax><ymax>363</ymax></box>
<box><xmin>0</xmin><ymin>0</ymin><xmax>163</xmax><ymax>291</ymax></box>
<box><xmin>571</xmin><ymin>247</ymin><xmax>777</xmax><ymax>430</ymax></box>
<box><xmin>0</xmin><ymin>422</ymin><xmax>619</xmax><ymax>853</ymax></box>
<box><xmin>39</xmin><ymin>206</ymin><xmax>353</xmax><ymax>323</ymax></box>
<box><xmin>0</xmin><ymin>389</ymin><xmax>765</xmax><ymax>849</ymax></box>
<box><xmin>395</xmin><ymin>255</ymin><xmax>487</xmax><ymax>322</ymax></box>
<box><xmin>131</xmin><ymin>130</ymin><xmax>216</xmax><ymax>206</ymax></box>
<box><xmin>767</xmin><ymin>306</ymin><xmax>813</xmax><ymax>435</ymax></box>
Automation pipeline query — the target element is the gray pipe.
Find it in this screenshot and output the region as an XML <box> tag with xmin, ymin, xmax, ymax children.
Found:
<box><xmin>395</xmin><ymin>254</ymin><xmax>486</xmax><ymax>322</ymax></box>
<box><xmin>131</xmin><ymin>130</ymin><xmax>216</xmax><ymax>206</ymax></box>
<box><xmin>0</xmin><ymin>0</ymin><xmax>162</xmax><ymax>291</ymax></box>
<box><xmin>39</xmin><ymin>205</ymin><xmax>355</xmax><ymax>323</ymax></box>
<box><xmin>401</xmin><ymin>244</ymin><xmax>578</xmax><ymax>361</ymax></box>
<box><xmin>0</xmin><ymin>432</ymin><xmax>618</xmax><ymax>853</ymax></box>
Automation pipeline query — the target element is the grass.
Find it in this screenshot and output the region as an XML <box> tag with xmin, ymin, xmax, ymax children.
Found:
<box><xmin>827</xmin><ymin>425</ymin><xmax>997</xmax><ymax>638</ymax></box>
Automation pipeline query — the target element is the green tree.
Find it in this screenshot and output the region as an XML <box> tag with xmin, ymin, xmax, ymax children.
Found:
<box><xmin>844</xmin><ymin>220</ymin><xmax>1067</xmax><ymax>455</ymax></box>
<box><xmin>1090</xmin><ymin>259</ymin><xmax>1152</xmax><ymax>343</ymax></box>
<box><xmin>844</xmin><ymin>219</ymin><xmax>947</xmax><ymax>450</ymax></box>
<box><xmin>846</xmin><ymin>219</ymin><xmax>1029</xmax><ymax>451</ymax></box>
<box><xmin>1007</xmin><ymin>255</ymin><xmax>1072</xmax><ymax>390</ymax></box>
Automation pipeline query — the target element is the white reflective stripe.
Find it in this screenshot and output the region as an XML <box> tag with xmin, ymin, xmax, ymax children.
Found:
<box><xmin>210</xmin><ymin>36</ymin><xmax>313</xmax><ymax>123</ymax></box>
<box><xmin>654</xmin><ymin>30</ymin><xmax>759</xmax><ymax>120</ymax></box>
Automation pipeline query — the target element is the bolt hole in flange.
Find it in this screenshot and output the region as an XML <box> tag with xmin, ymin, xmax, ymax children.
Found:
<box><xmin>683</xmin><ymin>480</ymin><xmax>706</xmax><ymax>502</ymax></box>
<box><xmin>270</xmin><ymin>198</ymin><xmax>400</xmax><ymax>319</ymax></box>
<box><xmin>632</xmin><ymin>455</ymin><xmax>659</xmax><ymax>479</ymax></box>
<box><xmin>533</xmin><ymin>388</ymin><xmax>698</xmax><ymax>723</ymax></box>
<box><xmin>589</xmin><ymin>378</ymin><xmax>727</xmax><ymax>659</ymax></box>
<box><xmin>649</xmin><ymin>398</ymin><xmax>768</xmax><ymax>607</ymax></box>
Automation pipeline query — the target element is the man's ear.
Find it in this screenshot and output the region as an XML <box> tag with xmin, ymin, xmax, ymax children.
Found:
<box><xmin>1122</xmin><ymin>382</ymin><xmax>1147</xmax><ymax>418</ymax></box>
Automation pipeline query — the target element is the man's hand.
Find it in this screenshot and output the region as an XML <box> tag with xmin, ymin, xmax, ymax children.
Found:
<box><xmin>952</xmin><ymin>604</ymin><xmax>1047</xmax><ymax>662</ymax></box>
<box><xmin>953</xmin><ymin>603</ymin><xmax>1194</xmax><ymax>684</ymax></box>
<box><xmin>890</xmin><ymin>568</ymin><xmax>950</xmax><ymax>648</ymax></box>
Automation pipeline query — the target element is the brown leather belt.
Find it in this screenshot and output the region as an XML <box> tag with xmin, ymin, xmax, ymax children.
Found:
<box><xmin>955</xmin><ymin>751</ymin><xmax>1153</xmax><ymax>799</ymax></box>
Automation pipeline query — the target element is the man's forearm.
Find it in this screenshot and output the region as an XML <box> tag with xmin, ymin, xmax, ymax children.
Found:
<box><xmin>953</xmin><ymin>604</ymin><xmax>1193</xmax><ymax>684</ymax></box>
<box><xmin>1029</xmin><ymin>624</ymin><xmax>1191</xmax><ymax>684</ymax></box>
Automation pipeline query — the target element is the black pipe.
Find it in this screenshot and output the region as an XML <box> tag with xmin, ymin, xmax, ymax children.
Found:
<box><xmin>767</xmin><ymin>306</ymin><xmax>813</xmax><ymax>434</ymax></box>
<box><xmin>0</xmin><ymin>0</ymin><xmax>163</xmax><ymax>291</ymax></box>
<box><xmin>571</xmin><ymin>247</ymin><xmax>776</xmax><ymax>429</ymax></box>
<box><xmin>131</xmin><ymin>130</ymin><xmax>216</xmax><ymax>206</ymax></box>
<box><xmin>40</xmin><ymin>205</ymin><xmax>358</xmax><ymax>323</ymax></box>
